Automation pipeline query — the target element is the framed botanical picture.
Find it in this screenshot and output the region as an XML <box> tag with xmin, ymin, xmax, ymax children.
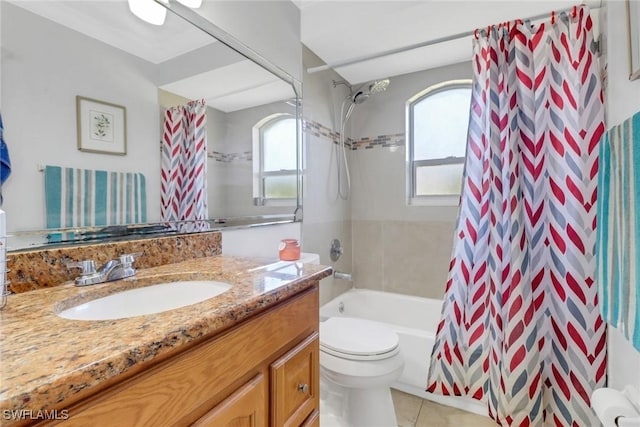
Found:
<box><xmin>76</xmin><ymin>96</ymin><xmax>127</xmax><ymax>155</ymax></box>
<box><xmin>628</xmin><ymin>0</ymin><xmax>640</xmax><ymax>80</ymax></box>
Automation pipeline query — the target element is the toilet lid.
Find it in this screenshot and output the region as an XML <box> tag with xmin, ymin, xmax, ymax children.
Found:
<box><xmin>320</xmin><ymin>317</ymin><xmax>399</xmax><ymax>357</ymax></box>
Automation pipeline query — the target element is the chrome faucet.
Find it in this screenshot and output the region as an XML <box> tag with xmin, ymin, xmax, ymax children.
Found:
<box><xmin>67</xmin><ymin>253</ymin><xmax>141</xmax><ymax>286</ymax></box>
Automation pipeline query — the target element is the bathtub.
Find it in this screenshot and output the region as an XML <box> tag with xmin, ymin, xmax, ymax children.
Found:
<box><xmin>320</xmin><ymin>288</ymin><xmax>486</xmax><ymax>417</ymax></box>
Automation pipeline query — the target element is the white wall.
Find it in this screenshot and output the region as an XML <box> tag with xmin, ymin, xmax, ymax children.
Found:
<box><xmin>198</xmin><ymin>1</ymin><xmax>302</xmax><ymax>82</ymax></box>
<box><xmin>602</xmin><ymin>0</ymin><xmax>640</xmax><ymax>391</ymax></box>
<box><xmin>219</xmin><ymin>101</ymin><xmax>297</xmax><ymax>218</ymax></box>
<box><xmin>350</xmin><ymin>61</ymin><xmax>469</xmax><ymax>222</ymax></box>
<box><xmin>1</xmin><ymin>3</ymin><xmax>161</xmax><ymax>232</ymax></box>
<box><xmin>301</xmin><ymin>46</ymin><xmax>353</xmax><ymax>305</ymax></box>
<box><xmin>1</xmin><ymin>1</ymin><xmax>302</xmax><ymax>238</ymax></box>
<box><xmin>347</xmin><ymin>62</ymin><xmax>470</xmax><ymax>299</ymax></box>
<box><xmin>201</xmin><ymin>0</ymin><xmax>302</xmax><ymax>255</ymax></box>
<box><xmin>222</xmin><ymin>222</ymin><xmax>300</xmax><ymax>259</ymax></box>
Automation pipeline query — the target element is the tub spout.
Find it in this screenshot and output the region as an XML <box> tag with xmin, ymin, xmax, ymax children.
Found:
<box><xmin>334</xmin><ymin>271</ymin><xmax>353</xmax><ymax>281</ymax></box>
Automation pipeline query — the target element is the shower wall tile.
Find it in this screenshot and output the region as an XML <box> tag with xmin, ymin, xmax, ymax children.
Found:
<box><xmin>350</xmin><ymin>133</ymin><xmax>405</xmax><ymax>150</ymax></box>
<box><xmin>302</xmin><ymin>133</ymin><xmax>352</xmax><ymax>304</ymax></box>
<box><xmin>352</xmin><ymin>220</ymin><xmax>384</xmax><ymax>292</ymax></box>
<box><xmin>351</xmin><ymin>220</ymin><xmax>454</xmax><ymax>299</ymax></box>
<box><xmin>303</xmin><ymin>133</ymin><xmax>351</xmax><ymax>224</ymax></box>
<box><xmin>303</xmin><ymin>118</ymin><xmax>405</xmax><ymax>151</ymax></box>
<box><xmin>302</xmin><ymin>219</ymin><xmax>352</xmax><ymax>306</ymax></box>
<box><xmin>382</xmin><ymin>221</ymin><xmax>454</xmax><ymax>300</ymax></box>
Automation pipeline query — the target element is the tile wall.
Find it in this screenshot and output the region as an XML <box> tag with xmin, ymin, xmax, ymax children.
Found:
<box><xmin>301</xmin><ymin>47</ymin><xmax>353</xmax><ymax>306</ymax></box>
<box><xmin>302</xmin><ymin>53</ymin><xmax>472</xmax><ymax>302</ymax></box>
<box><xmin>342</xmin><ymin>61</ymin><xmax>471</xmax><ymax>299</ymax></box>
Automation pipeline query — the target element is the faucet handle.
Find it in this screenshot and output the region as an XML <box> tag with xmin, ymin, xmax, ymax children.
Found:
<box><xmin>119</xmin><ymin>252</ymin><xmax>141</xmax><ymax>267</ymax></box>
<box><xmin>66</xmin><ymin>260</ymin><xmax>97</xmax><ymax>276</ymax></box>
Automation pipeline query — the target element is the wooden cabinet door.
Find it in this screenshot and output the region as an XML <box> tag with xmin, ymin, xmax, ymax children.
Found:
<box><xmin>270</xmin><ymin>333</ymin><xmax>319</xmax><ymax>427</ymax></box>
<box><xmin>193</xmin><ymin>374</ymin><xmax>267</xmax><ymax>427</ymax></box>
<box><xmin>301</xmin><ymin>410</ymin><xmax>319</xmax><ymax>427</ymax></box>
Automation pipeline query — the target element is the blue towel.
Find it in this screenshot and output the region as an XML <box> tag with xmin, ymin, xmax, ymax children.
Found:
<box><xmin>44</xmin><ymin>165</ymin><xmax>147</xmax><ymax>229</ymax></box>
<box><xmin>0</xmin><ymin>112</ymin><xmax>11</xmax><ymax>185</ymax></box>
<box><xmin>596</xmin><ymin>111</ymin><xmax>640</xmax><ymax>351</ymax></box>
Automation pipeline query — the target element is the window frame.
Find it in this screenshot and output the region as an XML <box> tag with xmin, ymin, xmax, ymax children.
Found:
<box><xmin>406</xmin><ymin>79</ymin><xmax>472</xmax><ymax>206</ymax></box>
<box><xmin>252</xmin><ymin>113</ymin><xmax>297</xmax><ymax>206</ymax></box>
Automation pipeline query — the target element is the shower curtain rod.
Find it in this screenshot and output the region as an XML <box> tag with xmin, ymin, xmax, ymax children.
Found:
<box><xmin>306</xmin><ymin>0</ymin><xmax>603</xmax><ymax>75</ymax></box>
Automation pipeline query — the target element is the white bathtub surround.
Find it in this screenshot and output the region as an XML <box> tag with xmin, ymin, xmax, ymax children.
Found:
<box><xmin>320</xmin><ymin>289</ymin><xmax>487</xmax><ymax>418</ymax></box>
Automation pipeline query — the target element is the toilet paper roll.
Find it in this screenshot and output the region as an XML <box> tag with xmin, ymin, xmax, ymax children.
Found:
<box><xmin>592</xmin><ymin>388</ymin><xmax>640</xmax><ymax>427</ymax></box>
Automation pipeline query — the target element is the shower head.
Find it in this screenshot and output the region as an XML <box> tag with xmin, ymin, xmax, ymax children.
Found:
<box><xmin>351</xmin><ymin>91</ymin><xmax>369</xmax><ymax>104</ymax></box>
<box><xmin>348</xmin><ymin>78</ymin><xmax>390</xmax><ymax>104</ymax></box>
<box><xmin>368</xmin><ymin>79</ymin><xmax>390</xmax><ymax>94</ymax></box>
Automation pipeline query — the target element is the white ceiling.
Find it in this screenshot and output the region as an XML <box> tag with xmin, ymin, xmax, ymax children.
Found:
<box><xmin>8</xmin><ymin>0</ymin><xmax>604</xmax><ymax>107</ymax></box>
<box><xmin>159</xmin><ymin>60</ymin><xmax>294</xmax><ymax>112</ymax></box>
<box><xmin>300</xmin><ymin>0</ymin><xmax>603</xmax><ymax>84</ymax></box>
<box><xmin>8</xmin><ymin>0</ymin><xmax>292</xmax><ymax>112</ymax></box>
<box><xmin>9</xmin><ymin>0</ymin><xmax>213</xmax><ymax>64</ymax></box>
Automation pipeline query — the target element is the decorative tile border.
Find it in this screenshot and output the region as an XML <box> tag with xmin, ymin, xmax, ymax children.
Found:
<box><xmin>303</xmin><ymin>118</ymin><xmax>405</xmax><ymax>150</ymax></box>
<box><xmin>351</xmin><ymin>133</ymin><xmax>405</xmax><ymax>150</ymax></box>
<box><xmin>303</xmin><ymin>119</ymin><xmax>342</xmax><ymax>145</ymax></box>
<box><xmin>208</xmin><ymin>151</ymin><xmax>252</xmax><ymax>162</ymax></box>
<box><xmin>204</xmin><ymin>119</ymin><xmax>405</xmax><ymax>159</ymax></box>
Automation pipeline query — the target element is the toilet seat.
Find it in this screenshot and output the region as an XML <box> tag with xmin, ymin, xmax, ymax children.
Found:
<box><xmin>320</xmin><ymin>317</ymin><xmax>400</xmax><ymax>361</ymax></box>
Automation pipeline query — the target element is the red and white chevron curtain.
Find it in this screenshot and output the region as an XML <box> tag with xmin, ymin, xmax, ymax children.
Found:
<box><xmin>427</xmin><ymin>5</ymin><xmax>606</xmax><ymax>426</ymax></box>
<box><xmin>160</xmin><ymin>100</ymin><xmax>208</xmax><ymax>229</ymax></box>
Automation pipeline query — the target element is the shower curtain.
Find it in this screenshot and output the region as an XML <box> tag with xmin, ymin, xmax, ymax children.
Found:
<box><xmin>161</xmin><ymin>100</ymin><xmax>208</xmax><ymax>228</ymax></box>
<box><xmin>427</xmin><ymin>6</ymin><xmax>606</xmax><ymax>426</ymax></box>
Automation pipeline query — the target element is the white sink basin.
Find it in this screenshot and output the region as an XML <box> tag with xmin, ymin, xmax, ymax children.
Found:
<box><xmin>58</xmin><ymin>281</ymin><xmax>232</xmax><ymax>321</ymax></box>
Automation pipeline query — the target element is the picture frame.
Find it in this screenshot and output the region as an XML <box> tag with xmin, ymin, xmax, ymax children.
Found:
<box><xmin>627</xmin><ymin>0</ymin><xmax>640</xmax><ymax>80</ymax></box>
<box><xmin>76</xmin><ymin>96</ymin><xmax>127</xmax><ymax>155</ymax></box>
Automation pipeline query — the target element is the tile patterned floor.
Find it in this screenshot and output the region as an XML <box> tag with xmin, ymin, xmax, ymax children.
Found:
<box><xmin>392</xmin><ymin>390</ymin><xmax>497</xmax><ymax>427</ymax></box>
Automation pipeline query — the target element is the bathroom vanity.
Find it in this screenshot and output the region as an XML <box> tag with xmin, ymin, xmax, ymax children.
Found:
<box><xmin>0</xmin><ymin>251</ymin><xmax>331</xmax><ymax>426</ymax></box>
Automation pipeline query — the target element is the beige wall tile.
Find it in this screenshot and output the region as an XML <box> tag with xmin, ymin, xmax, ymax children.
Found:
<box><xmin>382</xmin><ymin>221</ymin><xmax>454</xmax><ymax>299</ymax></box>
<box><xmin>302</xmin><ymin>220</ymin><xmax>352</xmax><ymax>306</ymax></box>
<box><xmin>352</xmin><ymin>220</ymin><xmax>384</xmax><ymax>291</ymax></box>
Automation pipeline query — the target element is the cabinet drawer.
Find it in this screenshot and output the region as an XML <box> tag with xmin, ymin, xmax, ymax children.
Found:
<box><xmin>270</xmin><ymin>333</ymin><xmax>319</xmax><ymax>427</ymax></box>
<box><xmin>192</xmin><ymin>373</ymin><xmax>266</xmax><ymax>427</ymax></box>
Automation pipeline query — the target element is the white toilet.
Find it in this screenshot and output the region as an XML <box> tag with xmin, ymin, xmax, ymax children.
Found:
<box><xmin>320</xmin><ymin>316</ymin><xmax>404</xmax><ymax>427</ymax></box>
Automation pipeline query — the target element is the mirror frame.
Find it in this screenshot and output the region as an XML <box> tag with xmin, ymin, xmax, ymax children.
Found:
<box><xmin>6</xmin><ymin>0</ymin><xmax>303</xmax><ymax>252</ymax></box>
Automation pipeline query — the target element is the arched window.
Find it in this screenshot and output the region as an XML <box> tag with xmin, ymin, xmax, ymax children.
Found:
<box><xmin>252</xmin><ymin>114</ymin><xmax>297</xmax><ymax>205</ymax></box>
<box><xmin>407</xmin><ymin>79</ymin><xmax>471</xmax><ymax>205</ymax></box>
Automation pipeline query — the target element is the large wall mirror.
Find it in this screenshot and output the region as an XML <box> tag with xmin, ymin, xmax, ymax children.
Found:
<box><xmin>0</xmin><ymin>0</ymin><xmax>302</xmax><ymax>250</ymax></box>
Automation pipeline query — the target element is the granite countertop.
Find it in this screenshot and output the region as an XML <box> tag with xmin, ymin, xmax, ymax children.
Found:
<box><xmin>0</xmin><ymin>255</ymin><xmax>332</xmax><ymax>419</ymax></box>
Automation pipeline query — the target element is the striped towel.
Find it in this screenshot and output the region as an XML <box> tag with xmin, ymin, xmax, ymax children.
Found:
<box><xmin>596</xmin><ymin>111</ymin><xmax>640</xmax><ymax>351</ymax></box>
<box><xmin>44</xmin><ymin>166</ymin><xmax>147</xmax><ymax>229</ymax></box>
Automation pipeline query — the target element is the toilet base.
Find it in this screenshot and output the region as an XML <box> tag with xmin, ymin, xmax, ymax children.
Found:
<box><xmin>345</xmin><ymin>387</ymin><xmax>397</xmax><ymax>427</ymax></box>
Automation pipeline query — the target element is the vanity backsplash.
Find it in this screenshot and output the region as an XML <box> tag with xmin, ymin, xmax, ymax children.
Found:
<box><xmin>7</xmin><ymin>231</ymin><xmax>222</xmax><ymax>293</ymax></box>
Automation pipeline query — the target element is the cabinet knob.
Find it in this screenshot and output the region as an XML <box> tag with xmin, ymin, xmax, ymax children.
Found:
<box><xmin>297</xmin><ymin>383</ymin><xmax>309</xmax><ymax>394</ymax></box>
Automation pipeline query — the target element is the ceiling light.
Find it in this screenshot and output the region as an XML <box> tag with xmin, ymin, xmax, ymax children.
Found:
<box><xmin>128</xmin><ymin>0</ymin><xmax>168</xmax><ymax>26</ymax></box>
<box><xmin>176</xmin><ymin>0</ymin><xmax>202</xmax><ymax>8</ymax></box>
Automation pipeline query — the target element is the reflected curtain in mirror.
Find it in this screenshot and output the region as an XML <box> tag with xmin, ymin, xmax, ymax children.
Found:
<box><xmin>161</xmin><ymin>100</ymin><xmax>208</xmax><ymax>229</ymax></box>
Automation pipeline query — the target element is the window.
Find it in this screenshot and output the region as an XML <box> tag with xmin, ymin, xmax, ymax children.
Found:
<box><xmin>253</xmin><ymin>114</ymin><xmax>297</xmax><ymax>205</ymax></box>
<box><xmin>407</xmin><ymin>80</ymin><xmax>472</xmax><ymax>205</ymax></box>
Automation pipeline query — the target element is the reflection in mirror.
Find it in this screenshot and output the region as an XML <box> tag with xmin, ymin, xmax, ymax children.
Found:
<box><xmin>0</xmin><ymin>1</ymin><xmax>300</xmax><ymax>250</ymax></box>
